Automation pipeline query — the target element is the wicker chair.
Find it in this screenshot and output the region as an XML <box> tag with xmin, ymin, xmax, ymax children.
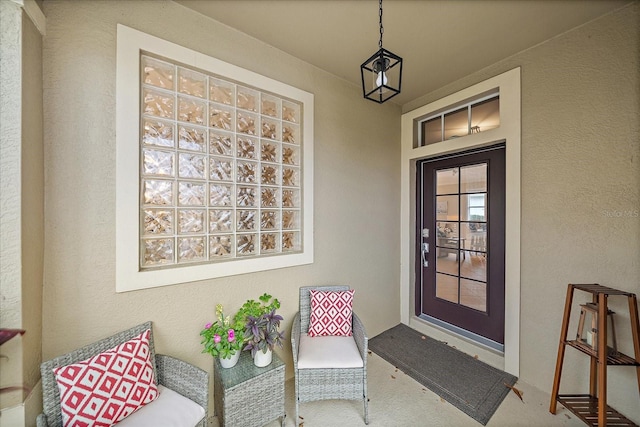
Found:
<box><xmin>291</xmin><ymin>285</ymin><xmax>369</xmax><ymax>425</ymax></box>
<box><xmin>36</xmin><ymin>322</ymin><xmax>209</xmax><ymax>427</ymax></box>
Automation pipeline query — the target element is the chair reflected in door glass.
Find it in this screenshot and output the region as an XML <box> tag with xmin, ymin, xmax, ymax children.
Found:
<box><xmin>436</xmin><ymin>222</ymin><xmax>465</xmax><ymax>261</ymax></box>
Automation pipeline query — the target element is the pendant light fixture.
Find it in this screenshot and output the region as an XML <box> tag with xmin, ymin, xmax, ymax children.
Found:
<box><xmin>360</xmin><ymin>0</ymin><xmax>403</xmax><ymax>103</ymax></box>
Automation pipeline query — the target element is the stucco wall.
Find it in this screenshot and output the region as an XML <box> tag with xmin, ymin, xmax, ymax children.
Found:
<box><xmin>405</xmin><ymin>3</ymin><xmax>639</xmax><ymax>422</ymax></box>
<box><xmin>41</xmin><ymin>0</ymin><xmax>400</xmax><ymax>418</ymax></box>
<box><xmin>1</xmin><ymin>0</ymin><xmax>26</xmax><ymax>410</ymax></box>
<box><xmin>0</xmin><ymin>0</ymin><xmax>23</xmax><ymax>337</ymax></box>
<box><xmin>1</xmin><ymin>1</ymin><xmax>44</xmax><ymax>417</ymax></box>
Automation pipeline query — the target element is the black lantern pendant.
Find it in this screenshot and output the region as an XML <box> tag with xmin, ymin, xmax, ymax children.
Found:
<box><xmin>360</xmin><ymin>0</ymin><xmax>403</xmax><ymax>103</ymax></box>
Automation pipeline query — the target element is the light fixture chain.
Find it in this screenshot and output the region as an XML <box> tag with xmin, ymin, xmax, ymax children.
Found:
<box><xmin>361</xmin><ymin>0</ymin><xmax>402</xmax><ymax>103</ymax></box>
<box><xmin>378</xmin><ymin>0</ymin><xmax>384</xmax><ymax>49</ymax></box>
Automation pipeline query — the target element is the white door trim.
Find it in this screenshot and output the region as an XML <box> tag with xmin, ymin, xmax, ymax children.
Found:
<box><xmin>400</xmin><ymin>68</ymin><xmax>521</xmax><ymax>376</ymax></box>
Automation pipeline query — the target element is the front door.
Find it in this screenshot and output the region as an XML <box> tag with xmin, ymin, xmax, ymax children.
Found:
<box><xmin>416</xmin><ymin>144</ymin><xmax>506</xmax><ymax>346</ymax></box>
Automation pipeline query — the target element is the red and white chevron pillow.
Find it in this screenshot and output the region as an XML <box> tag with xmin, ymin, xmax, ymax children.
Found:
<box><xmin>53</xmin><ymin>329</ymin><xmax>158</xmax><ymax>427</ymax></box>
<box><xmin>308</xmin><ymin>289</ymin><xmax>355</xmax><ymax>337</ymax></box>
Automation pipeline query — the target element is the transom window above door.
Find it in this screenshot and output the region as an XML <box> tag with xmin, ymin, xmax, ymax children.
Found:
<box><xmin>416</xmin><ymin>94</ymin><xmax>500</xmax><ymax>147</ymax></box>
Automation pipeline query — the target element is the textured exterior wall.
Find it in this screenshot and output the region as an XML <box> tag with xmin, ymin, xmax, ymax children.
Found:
<box><xmin>0</xmin><ymin>0</ymin><xmax>23</xmax><ymax>334</ymax></box>
<box><xmin>41</xmin><ymin>0</ymin><xmax>400</xmax><ymax>418</ymax></box>
<box><xmin>405</xmin><ymin>3</ymin><xmax>639</xmax><ymax>423</ymax></box>
<box><xmin>0</xmin><ymin>0</ymin><xmax>25</xmax><ymax>409</ymax></box>
<box><xmin>1</xmin><ymin>1</ymin><xmax>45</xmax><ymax>418</ymax></box>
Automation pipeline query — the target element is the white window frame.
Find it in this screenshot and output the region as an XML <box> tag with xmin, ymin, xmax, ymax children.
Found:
<box><xmin>116</xmin><ymin>25</ymin><xmax>314</xmax><ymax>292</ymax></box>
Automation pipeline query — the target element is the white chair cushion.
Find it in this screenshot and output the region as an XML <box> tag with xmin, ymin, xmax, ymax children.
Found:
<box><xmin>298</xmin><ymin>333</ymin><xmax>364</xmax><ymax>369</ymax></box>
<box><xmin>117</xmin><ymin>385</ymin><xmax>205</xmax><ymax>427</ymax></box>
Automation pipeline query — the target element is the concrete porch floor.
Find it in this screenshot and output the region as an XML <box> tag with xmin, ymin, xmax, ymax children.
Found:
<box><xmin>211</xmin><ymin>351</ymin><xmax>585</xmax><ymax>427</ymax></box>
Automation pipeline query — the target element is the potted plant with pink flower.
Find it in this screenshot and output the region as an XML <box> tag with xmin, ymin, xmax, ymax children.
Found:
<box><xmin>200</xmin><ymin>304</ymin><xmax>244</xmax><ymax>368</ymax></box>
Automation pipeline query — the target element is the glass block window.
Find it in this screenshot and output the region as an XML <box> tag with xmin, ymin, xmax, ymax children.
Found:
<box><xmin>140</xmin><ymin>55</ymin><xmax>303</xmax><ymax>270</ymax></box>
<box><xmin>116</xmin><ymin>25</ymin><xmax>313</xmax><ymax>291</ymax></box>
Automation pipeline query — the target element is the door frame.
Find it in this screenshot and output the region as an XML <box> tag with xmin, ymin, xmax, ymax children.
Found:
<box><xmin>400</xmin><ymin>68</ymin><xmax>521</xmax><ymax>376</ymax></box>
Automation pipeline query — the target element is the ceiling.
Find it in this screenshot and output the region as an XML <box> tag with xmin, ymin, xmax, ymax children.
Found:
<box><xmin>175</xmin><ymin>0</ymin><xmax>631</xmax><ymax>106</ymax></box>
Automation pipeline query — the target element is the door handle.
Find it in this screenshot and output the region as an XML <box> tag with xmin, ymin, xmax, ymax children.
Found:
<box><xmin>421</xmin><ymin>243</ymin><xmax>429</xmax><ymax>267</ymax></box>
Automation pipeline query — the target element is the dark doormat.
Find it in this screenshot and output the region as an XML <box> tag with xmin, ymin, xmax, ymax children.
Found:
<box><xmin>369</xmin><ymin>324</ymin><xmax>517</xmax><ymax>425</ymax></box>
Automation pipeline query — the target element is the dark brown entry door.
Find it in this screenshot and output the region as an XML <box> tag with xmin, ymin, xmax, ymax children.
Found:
<box><xmin>416</xmin><ymin>144</ymin><xmax>505</xmax><ymax>345</ymax></box>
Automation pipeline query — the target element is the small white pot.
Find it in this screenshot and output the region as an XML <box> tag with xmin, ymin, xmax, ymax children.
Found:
<box><xmin>254</xmin><ymin>348</ymin><xmax>272</xmax><ymax>367</ymax></box>
<box><xmin>219</xmin><ymin>351</ymin><xmax>241</xmax><ymax>368</ymax></box>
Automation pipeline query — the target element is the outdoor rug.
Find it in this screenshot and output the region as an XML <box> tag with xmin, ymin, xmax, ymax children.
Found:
<box><xmin>369</xmin><ymin>323</ymin><xmax>518</xmax><ymax>425</ymax></box>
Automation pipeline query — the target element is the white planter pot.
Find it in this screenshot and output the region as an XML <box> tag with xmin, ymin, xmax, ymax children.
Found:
<box><xmin>254</xmin><ymin>348</ymin><xmax>272</xmax><ymax>367</ymax></box>
<box><xmin>219</xmin><ymin>351</ymin><xmax>241</xmax><ymax>368</ymax></box>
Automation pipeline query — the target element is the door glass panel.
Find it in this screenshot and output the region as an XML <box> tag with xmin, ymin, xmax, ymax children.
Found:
<box><xmin>460</xmin><ymin>163</ymin><xmax>487</xmax><ymax>193</ymax></box>
<box><xmin>461</xmin><ymin>194</ymin><xmax>486</xmax><ymax>221</ymax></box>
<box><xmin>460</xmin><ymin>161</ymin><xmax>488</xmax><ymax>306</ymax></box>
<box><xmin>461</xmin><ymin>252</ymin><xmax>486</xmax><ymax>282</ymax></box>
<box><xmin>460</xmin><ymin>279</ymin><xmax>486</xmax><ymax>312</ymax></box>
<box><xmin>436</xmin><ymin>168</ymin><xmax>458</xmax><ymax>194</ymax></box>
<box><xmin>461</xmin><ymin>222</ymin><xmax>486</xmax><ymax>241</ymax></box>
<box><xmin>435</xmin><ymin>195</ymin><xmax>458</xmax><ymax>221</ymax></box>
<box><xmin>436</xmin><ymin>225</ymin><xmax>459</xmax><ymax>249</ymax></box>
<box><xmin>436</xmin><ymin>253</ymin><xmax>458</xmax><ymax>276</ymax></box>
<box><xmin>444</xmin><ymin>108</ymin><xmax>468</xmax><ymax>140</ymax></box>
<box><xmin>433</xmin><ymin>160</ymin><xmax>489</xmax><ymax>313</ymax></box>
<box><xmin>436</xmin><ymin>273</ymin><xmax>458</xmax><ymax>304</ymax></box>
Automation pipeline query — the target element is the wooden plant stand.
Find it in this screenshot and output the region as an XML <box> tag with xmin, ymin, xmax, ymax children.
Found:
<box><xmin>550</xmin><ymin>284</ymin><xmax>640</xmax><ymax>427</ymax></box>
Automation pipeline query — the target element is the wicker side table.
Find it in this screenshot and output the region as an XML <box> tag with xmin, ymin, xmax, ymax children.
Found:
<box><xmin>214</xmin><ymin>351</ymin><xmax>285</xmax><ymax>427</ymax></box>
